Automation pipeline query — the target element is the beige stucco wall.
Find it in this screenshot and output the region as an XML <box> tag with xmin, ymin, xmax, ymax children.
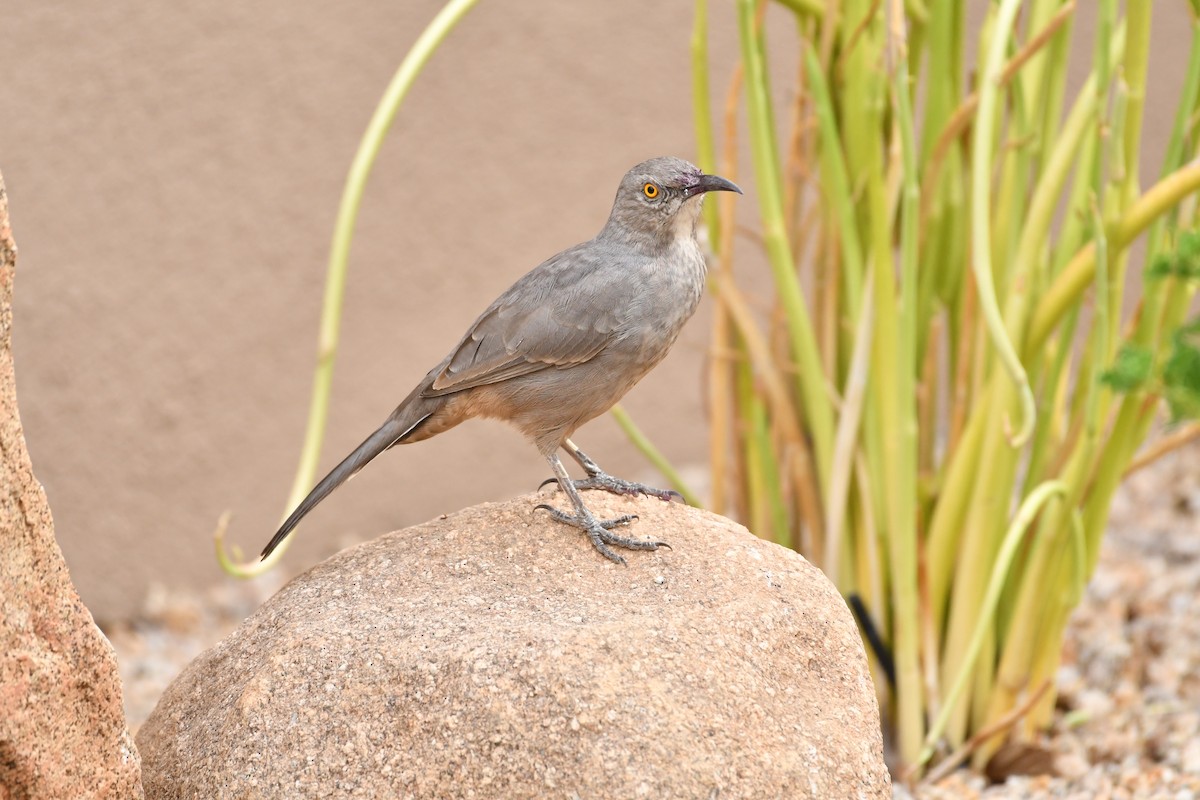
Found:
<box><xmin>1</xmin><ymin>2</ymin><xmax>1191</xmax><ymax>620</ymax></box>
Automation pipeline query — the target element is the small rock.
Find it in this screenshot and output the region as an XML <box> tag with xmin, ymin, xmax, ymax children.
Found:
<box><xmin>1182</xmin><ymin>738</ymin><xmax>1200</xmax><ymax>775</ymax></box>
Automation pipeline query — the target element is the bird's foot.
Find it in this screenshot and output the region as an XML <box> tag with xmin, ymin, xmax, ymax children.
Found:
<box><xmin>533</xmin><ymin>503</ymin><xmax>670</xmax><ymax>565</ymax></box>
<box><xmin>538</xmin><ymin>473</ymin><xmax>684</xmax><ymax>503</ymax></box>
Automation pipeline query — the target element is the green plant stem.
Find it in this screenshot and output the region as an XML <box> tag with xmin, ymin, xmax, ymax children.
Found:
<box><xmin>216</xmin><ymin>0</ymin><xmax>482</xmax><ymax>576</ymax></box>
<box><xmin>772</xmin><ymin>0</ymin><xmax>824</xmax><ymax>17</ymax></box>
<box><xmin>737</xmin><ymin>0</ymin><xmax>834</xmax><ymax>497</ymax></box>
<box><xmin>736</xmin><ymin>364</ymin><xmax>770</xmax><ymax>535</ymax></box>
<box><xmin>692</xmin><ymin>0</ymin><xmax>722</xmax><ymax>249</ymax></box>
<box><xmin>1096</xmin><ymin>1</ymin><xmax>1143</xmax><ymax>365</ymax></box>
<box><xmin>883</xmin><ymin>39</ymin><xmax>925</xmax><ymax>766</ymax></box>
<box><xmin>802</xmin><ymin>46</ymin><xmax>864</xmax><ymax>319</ymax></box>
<box><xmin>691</xmin><ymin>0</ymin><xmax>732</xmax><ymax>516</ymax></box>
<box><xmin>1120</xmin><ymin>2</ymin><xmax>1152</xmax><ymax>207</ymax></box>
<box><xmin>1134</xmin><ymin>16</ymin><xmax>1200</xmax><ymax>349</ymax></box>
<box><xmin>1009</xmin><ymin>66</ymin><xmax>1110</xmax><ymax>327</ymax></box>
<box><xmin>939</xmin><ymin>378</ymin><xmax>1022</xmax><ymax>744</ymax></box>
<box><xmin>825</xmin><ymin>272</ymin><xmax>874</xmax><ymax>580</ymax></box>
<box><xmin>971</xmin><ymin>0</ymin><xmax>1036</xmax><ymax>447</ymax></box>
<box><xmin>924</xmin><ymin>392</ymin><xmax>986</xmax><ymax>626</ymax></box>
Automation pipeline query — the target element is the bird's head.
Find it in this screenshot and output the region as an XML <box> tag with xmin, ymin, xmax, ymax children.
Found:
<box><xmin>601</xmin><ymin>156</ymin><xmax>741</xmax><ymax>250</ymax></box>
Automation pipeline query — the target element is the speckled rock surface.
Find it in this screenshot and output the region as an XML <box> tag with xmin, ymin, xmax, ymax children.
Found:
<box><xmin>0</xmin><ymin>172</ymin><xmax>143</xmax><ymax>797</ymax></box>
<box><xmin>137</xmin><ymin>493</ymin><xmax>889</xmax><ymax>799</ymax></box>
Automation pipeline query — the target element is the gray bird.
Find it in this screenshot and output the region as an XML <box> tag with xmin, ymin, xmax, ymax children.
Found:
<box><xmin>261</xmin><ymin>156</ymin><xmax>741</xmax><ymax>564</ymax></box>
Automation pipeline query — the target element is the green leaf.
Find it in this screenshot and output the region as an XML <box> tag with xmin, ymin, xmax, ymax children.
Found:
<box><xmin>1163</xmin><ymin>320</ymin><xmax>1200</xmax><ymax>421</ymax></box>
<box><xmin>1146</xmin><ymin>228</ymin><xmax>1200</xmax><ymax>281</ymax></box>
<box><xmin>1101</xmin><ymin>344</ymin><xmax>1154</xmax><ymax>392</ymax></box>
<box><xmin>1178</xmin><ymin>229</ymin><xmax>1200</xmax><ymax>274</ymax></box>
<box><xmin>1146</xmin><ymin>252</ymin><xmax>1174</xmax><ymax>279</ymax></box>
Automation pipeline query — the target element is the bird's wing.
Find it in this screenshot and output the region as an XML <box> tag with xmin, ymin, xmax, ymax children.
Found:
<box><xmin>424</xmin><ymin>243</ymin><xmax>629</xmax><ymax>397</ymax></box>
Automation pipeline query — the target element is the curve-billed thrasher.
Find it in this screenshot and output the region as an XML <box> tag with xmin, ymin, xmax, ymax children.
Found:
<box><xmin>261</xmin><ymin>156</ymin><xmax>741</xmax><ymax>564</ymax></box>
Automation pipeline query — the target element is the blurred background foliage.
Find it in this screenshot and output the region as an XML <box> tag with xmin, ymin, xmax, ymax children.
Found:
<box><xmin>691</xmin><ymin>0</ymin><xmax>1200</xmax><ymax>778</ymax></box>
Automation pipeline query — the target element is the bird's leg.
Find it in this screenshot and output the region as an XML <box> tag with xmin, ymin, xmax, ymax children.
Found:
<box><xmin>534</xmin><ymin>452</ymin><xmax>669</xmax><ymax>565</ymax></box>
<box><xmin>558</xmin><ymin>439</ymin><xmax>684</xmax><ymax>503</ymax></box>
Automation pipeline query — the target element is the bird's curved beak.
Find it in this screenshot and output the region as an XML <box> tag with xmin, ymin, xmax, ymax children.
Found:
<box><xmin>684</xmin><ymin>173</ymin><xmax>743</xmax><ymax>198</ymax></box>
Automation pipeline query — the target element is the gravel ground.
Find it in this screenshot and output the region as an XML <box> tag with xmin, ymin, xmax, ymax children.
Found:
<box><xmin>105</xmin><ymin>446</ymin><xmax>1200</xmax><ymax>797</ymax></box>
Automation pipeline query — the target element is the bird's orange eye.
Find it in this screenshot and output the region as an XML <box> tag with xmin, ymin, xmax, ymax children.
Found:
<box><xmin>643</xmin><ymin>182</ymin><xmax>660</xmax><ymax>199</ymax></box>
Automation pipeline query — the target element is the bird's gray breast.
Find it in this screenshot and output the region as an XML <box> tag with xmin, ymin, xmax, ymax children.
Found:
<box><xmin>618</xmin><ymin>238</ymin><xmax>708</xmax><ymax>370</ymax></box>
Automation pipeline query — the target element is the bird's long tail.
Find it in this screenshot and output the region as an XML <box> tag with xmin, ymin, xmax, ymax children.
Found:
<box><xmin>259</xmin><ymin>407</ymin><xmax>433</xmax><ymax>560</ymax></box>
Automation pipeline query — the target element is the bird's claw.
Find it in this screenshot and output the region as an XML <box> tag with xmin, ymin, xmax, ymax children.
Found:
<box><xmin>577</xmin><ymin>475</ymin><xmax>684</xmax><ymax>503</ymax></box>
<box><xmin>533</xmin><ymin>504</ymin><xmax>665</xmax><ymax>565</ymax></box>
<box><xmin>538</xmin><ymin>474</ymin><xmax>684</xmax><ymax>504</ymax></box>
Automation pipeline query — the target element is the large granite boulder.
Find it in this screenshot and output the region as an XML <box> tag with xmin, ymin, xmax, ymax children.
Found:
<box><xmin>0</xmin><ymin>172</ymin><xmax>143</xmax><ymax>797</ymax></box>
<box><xmin>138</xmin><ymin>492</ymin><xmax>889</xmax><ymax>798</ymax></box>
